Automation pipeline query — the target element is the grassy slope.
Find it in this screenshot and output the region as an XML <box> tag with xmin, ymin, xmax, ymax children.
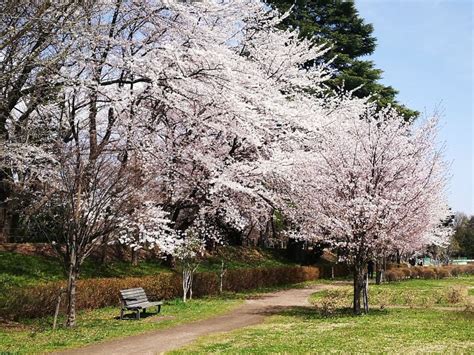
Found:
<box><xmin>0</xmin><ymin>247</ymin><xmax>294</xmax><ymax>289</ymax></box>
<box><xmin>0</xmin><ymin>252</ymin><xmax>171</xmax><ymax>289</ymax></box>
<box><xmin>172</xmin><ymin>277</ymin><xmax>474</xmax><ymax>354</ymax></box>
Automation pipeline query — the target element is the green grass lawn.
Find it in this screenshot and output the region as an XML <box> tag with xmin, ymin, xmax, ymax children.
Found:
<box><xmin>311</xmin><ymin>276</ymin><xmax>474</xmax><ymax>309</ymax></box>
<box><xmin>171</xmin><ymin>307</ymin><xmax>474</xmax><ymax>354</ymax></box>
<box><xmin>172</xmin><ymin>277</ymin><xmax>474</xmax><ymax>354</ymax></box>
<box><xmin>0</xmin><ymin>297</ymin><xmax>243</xmax><ymax>353</ymax></box>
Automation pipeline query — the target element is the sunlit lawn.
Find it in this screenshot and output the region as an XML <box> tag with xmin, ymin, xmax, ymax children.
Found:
<box><xmin>172</xmin><ymin>277</ymin><xmax>474</xmax><ymax>354</ymax></box>
<box><xmin>311</xmin><ymin>276</ymin><xmax>474</xmax><ymax>308</ymax></box>
<box><xmin>0</xmin><ymin>297</ymin><xmax>242</xmax><ymax>353</ymax></box>
<box><xmin>172</xmin><ymin>307</ymin><xmax>473</xmax><ymax>354</ymax></box>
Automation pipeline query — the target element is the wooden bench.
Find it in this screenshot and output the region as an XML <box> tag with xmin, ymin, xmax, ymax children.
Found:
<box><xmin>119</xmin><ymin>287</ymin><xmax>163</xmax><ymax>320</ymax></box>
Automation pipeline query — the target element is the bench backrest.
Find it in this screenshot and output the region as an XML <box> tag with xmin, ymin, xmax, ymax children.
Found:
<box><xmin>120</xmin><ymin>288</ymin><xmax>149</xmax><ymax>307</ymax></box>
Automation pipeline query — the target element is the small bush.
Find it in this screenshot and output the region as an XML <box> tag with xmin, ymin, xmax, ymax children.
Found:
<box><xmin>374</xmin><ymin>289</ymin><xmax>394</xmax><ymax>310</ymax></box>
<box><xmin>400</xmin><ymin>268</ymin><xmax>411</xmax><ymax>278</ymax></box>
<box><xmin>450</xmin><ymin>266</ymin><xmax>463</xmax><ymax>277</ymax></box>
<box><xmin>403</xmin><ymin>292</ymin><xmax>417</xmax><ymax>308</ymax></box>
<box><xmin>313</xmin><ymin>288</ymin><xmax>351</xmax><ymax>316</ymax></box>
<box><xmin>465</xmin><ymin>264</ymin><xmax>474</xmax><ymax>275</ymax></box>
<box><xmin>445</xmin><ymin>285</ymin><xmax>468</xmax><ymax>304</ymax></box>
<box><xmin>384</xmin><ymin>270</ymin><xmax>400</xmax><ymax>282</ymax></box>
<box><xmin>421</xmin><ymin>294</ymin><xmax>435</xmax><ymax>309</ymax></box>
<box><xmin>411</xmin><ymin>266</ymin><xmax>424</xmax><ymax>278</ymax></box>
<box><xmin>464</xmin><ymin>300</ymin><xmax>474</xmax><ymax>314</ymax></box>
<box><xmin>431</xmin><ymin>289</ymin><xmax>445</xmax><ymax>304</ymax></box>
<box><xmin>435</xmin><ymin>268</ymin><xmax>451</xmax><ymax>279</ymax></box>
<box><xmin>420</xmin><ymin>268</ymin><xmax>436</xmax><ymax>279</ymax></box>
<box><xmin>385</xmin><ymin>269</ymin><xmax>407</xmax><ymax>281</ymax></box>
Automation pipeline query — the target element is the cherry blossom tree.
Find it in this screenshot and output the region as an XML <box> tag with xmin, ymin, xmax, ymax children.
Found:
<box><xmin>3</xmin><ymin>0</ymin><xmax>335</xmax><ymax>326</ymax></box>
<box><xmin>172</xmin><ymin>216</ymin><xmax>222</xmax><ymax>302</ymax></box>
<box><xmin>282</xmin><ymin>106</ymin><xmax>450</xmax><ymax>314</ymax></box>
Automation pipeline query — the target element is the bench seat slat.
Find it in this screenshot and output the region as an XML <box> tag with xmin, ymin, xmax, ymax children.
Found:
<box><xmin>123</xmin><ymin>301</ymin><xmax>163</xmax><ymax>310</ymax></box>
<box><xmin>122</xmin><ymin>294</ymin><xmax>147</xmax><ymax>299</ymax></box>
<box><xmin>121</xmin><ymin>291</ymin><xmax>146</xmax><ymax>296</ymax></box>
<box><xmin>124</xmin><ymin>299</ymin><xmax>148</xmax><ymax>305</ymax></box>
<box><xmin>120</xmin><ymin>288</ymin><xmax>145</xmax><ymax>293</ymax></box>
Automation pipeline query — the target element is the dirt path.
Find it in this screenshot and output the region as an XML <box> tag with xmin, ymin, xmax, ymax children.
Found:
<box><xmin>57</xmin><ymin>285</ymin><xmax>326</xmax><ymax>355</ymax></box>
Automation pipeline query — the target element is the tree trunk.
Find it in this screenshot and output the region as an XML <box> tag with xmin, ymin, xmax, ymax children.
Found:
<box><xmin>66</xmin><ymin>258</ymin><xmax>78</xmax><ymax>327</ymax></box>
<box><xmin>219</xmin><ymin>260</ymin><xmax>226</xmax><ymax>294</ymax></box>
<box><xmin>165</xmin><ymin>254</ymin><xmax>175</xmax><ymax>268</ymax></box>
<box><xmin>100</xmin><ymin>246</ymin><xmax>107</xmax><ymax>265</ymax></box>
<box><xmin>353</xmin><ymin>265</ymin><xmax>366</xmax><ymax>315</ymax></box>
<box><xmin>363</xmin><ymin>273</ymin><xmax>369</xmax><ymax>313</ymax></box>
<box><xmin>189</xmin><ymin>272</ymin><xmax>193</xmax><ymax>300</ymax></box>
<box><xmin>0</xmin><ymin>207</ymin><xmax>9</xmax><ymax>243</ymax></box>
<box><xmin>375</xmin><ymin>259</ymin><xmax>384</xmax><ymax>285</ymax></box>
<box><xmin>131</xmin><ymin>248</ymin><xmax>139</xmax><ymax>266</ymax></box>
<box><xmin>53</xmin><ymin>288</ymin><xmax>65</xmax><ymax>330</ymax></box>
<box><xmin>183</xmin><ymin>269</ymin><xmax>191</xmax><ymax>302</ymax></box>
<box><xmin>375</xmin><ymin>270</ymin><xmax>383</xmax><ymax>285</ymax></box>
<box><xmin>0</xmin><ymin>169</ymin><xmax>11</xmax><ymax>243</ymax></box>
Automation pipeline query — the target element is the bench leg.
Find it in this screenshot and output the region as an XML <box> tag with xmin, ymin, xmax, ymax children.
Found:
<box><xmin>157</xmin><ymin>305</ymin><xmax>161</xmax><ymax>314</ymax></box>
<box><xmin>120</xmin><ymin>308</ymin><xmax>124</xmax><ymax>320</ymax></box>
<box><xmin>136</xmin><ymin>310</ymin><xmax>140</xmax><ymax>320</ymax></box>
<box><xmin>143</xmin><ymin>308</ymin><xmax>146</xmax><ymax>314</ymax></box>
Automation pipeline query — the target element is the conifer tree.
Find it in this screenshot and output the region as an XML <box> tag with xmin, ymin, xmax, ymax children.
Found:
<box><xmin>267</xmin><ymin>0</ymin><xmax>418</xmax><ymax>120</ymax></box>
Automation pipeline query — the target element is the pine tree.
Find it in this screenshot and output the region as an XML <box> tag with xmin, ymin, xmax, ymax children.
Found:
<box><xmin>267</xmin><ymin>0</ymin><xmax>418</xmax><ymax>120</ymax></box>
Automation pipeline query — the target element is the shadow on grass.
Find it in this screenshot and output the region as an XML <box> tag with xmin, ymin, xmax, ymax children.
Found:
<box><xmin>113</xmin><ymin>310</ymin><xmax>164</xmax><ymax>320</ymax></box>
<box><xmin>255</xmin><ymin>305</ymin><xmax>390</xmax><ymax>320</ymax></box>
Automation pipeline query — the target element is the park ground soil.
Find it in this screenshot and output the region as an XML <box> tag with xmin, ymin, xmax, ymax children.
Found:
<box><xmin>57</xmin><ymin>284</ymin><xmax>327</xmax><ymax>355</ymax></box>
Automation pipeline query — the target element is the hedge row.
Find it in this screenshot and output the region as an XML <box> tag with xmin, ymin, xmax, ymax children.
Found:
<box><xmin>0</xmin><ymin>266</ymin><xmax>319</xmax><ymax>320</ymax></box>
<box><xmin>385</xmin><ymin>264</ymin><xmax>474</xmax><ymax>282</ymax></box>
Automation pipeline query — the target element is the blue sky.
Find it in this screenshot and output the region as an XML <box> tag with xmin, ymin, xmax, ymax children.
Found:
<box><xmin>356</xmin><ymin>0</ymin><xmax>473</xmax><ymax>215</ymax></box>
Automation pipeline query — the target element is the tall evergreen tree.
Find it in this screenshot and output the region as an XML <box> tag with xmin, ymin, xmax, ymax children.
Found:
<box><xmin>267</xmin><ymin>0</ymin><xmax>418</xmax><ymax>120</ymax></box>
